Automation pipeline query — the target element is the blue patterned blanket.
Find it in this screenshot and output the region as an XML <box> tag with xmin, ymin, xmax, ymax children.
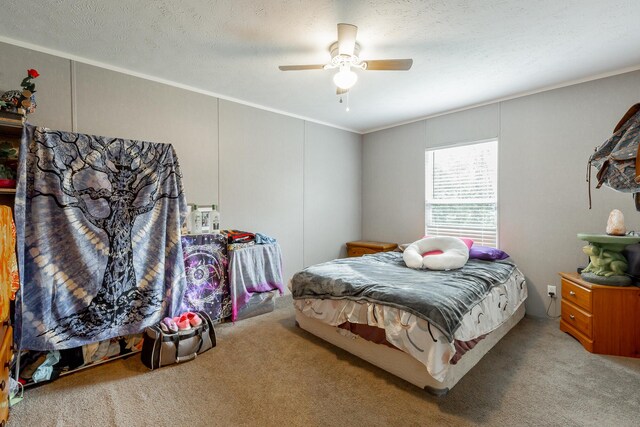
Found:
<box><xmin>229</xmin><ymin>243</ymin><xmax>284</xmax><ymax>321</ymax></box>
<box><xmin>291</xmin><ymin>252</ymin><xmax>516</xmax><ymax>342</ymax></box>
<box><xmin>15</xmin><ymin>125</ymin><xmax>188</xmax><ymax>350</ymax></box>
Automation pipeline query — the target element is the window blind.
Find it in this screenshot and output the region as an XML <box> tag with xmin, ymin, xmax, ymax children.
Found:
<box><xmin>425</xmin><ymin>140</ymin><xmax>498</xmax><ymax>247</ymax></box>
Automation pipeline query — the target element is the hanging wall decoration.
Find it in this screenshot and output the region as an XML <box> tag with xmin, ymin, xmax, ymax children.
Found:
<box><xmin>15</xmin><ymin>125</ymin><xmax>188</xmax><ymax>350</ymax></box>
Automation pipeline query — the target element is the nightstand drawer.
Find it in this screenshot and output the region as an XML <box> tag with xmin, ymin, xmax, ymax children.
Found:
<box><xmin>346</xmin><ymin>241</ymin><xmax>398</xmax><ymax>258</ymax></box>
<box><xmin>561</xmin><ymin>300</ymin><xmax>592</xmax><ymax>339</ymax></box>
<box><xmin>347</xmin><ymin>246</ymin><xmax>377</xmax><ymax>257</ymax></box>
<box><xmin>561</xmin><ymin>278</ymin><xmax>592</xmax><ymax>312</ymax></box>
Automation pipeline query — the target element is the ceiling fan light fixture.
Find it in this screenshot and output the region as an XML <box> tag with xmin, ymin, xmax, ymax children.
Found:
<box><xmin>278</xmin><ymin>23</ymin><xmax>413</xmax><ymax>95</ymax></box>
<box><xmin>333</xmin><ymin>66</ymin><xmax>358</xmax><ymax>90</ymax></box>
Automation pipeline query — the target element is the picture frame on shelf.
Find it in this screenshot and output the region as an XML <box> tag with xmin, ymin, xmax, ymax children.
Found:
<box><xmin>185</xmin><ymin>204</ymin><xmax>219</xmax><ymax>235</ymax></box>
<box><xmin>197</xmin><ymin>205</ymin><xmax>213</xmax><ymax>233</ymax></box>
<box><xmin>187</xmin><ymin>204</ymin><xmax>201</xmax><ymax>234</ymax></box>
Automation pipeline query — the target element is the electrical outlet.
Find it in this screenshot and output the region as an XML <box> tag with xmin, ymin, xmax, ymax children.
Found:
<box><xmin>547</xmin><ymin>285</ymin><xmax>557</xmax><ymax>298</ymax></box>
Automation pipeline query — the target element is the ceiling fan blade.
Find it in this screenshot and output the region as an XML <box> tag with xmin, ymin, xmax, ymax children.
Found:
<box><xmin>336</xmin><ymin>87</ymin><xmax>349</xmax><ymax>95</ymax></box>
<box><xmin>364</xmin><ymin>59</ymin><xmax>413</xmax><ymax>71</ymax></box>
<box><xmin>278</xmin><ymin>64</ymin><xmax>325</xmax><ymax>71</ymax></box>
<box><xmin>337</xmin><ymin>23</ymin><xmax>358</xmax><ymax>56</ymax></box>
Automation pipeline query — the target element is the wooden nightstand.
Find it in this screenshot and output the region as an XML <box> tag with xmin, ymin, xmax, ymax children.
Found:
<box><xmin>346</xmin><ymin>241</ymin><xmax>398</xmax><ymax>257</ymax></box>
<box><xmin>559</xmin><ymin>272</ymin><xmax>640</xmax><ymax>358</ymax></box>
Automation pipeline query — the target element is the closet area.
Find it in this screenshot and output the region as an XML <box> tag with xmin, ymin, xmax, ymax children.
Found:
<box><xmin>0</xmin><ymin>114</ymin><xmax>284</xmax><ymax>424</ymax></box>
<box><xmin>0</xmin><ymin>118</ymin><xmax>20</xmax><ymax>425</ymax></box>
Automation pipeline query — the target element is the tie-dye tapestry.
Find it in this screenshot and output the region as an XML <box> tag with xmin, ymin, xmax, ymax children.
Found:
<box><xmin>180</xmin><ymin>233</ymin><xmax>231</xmax><ymax>323</ymax></box>
<box><xmin>14</xmin><ymin>125</ymin><xmax>188</xmax><ymax>350</ymax></box>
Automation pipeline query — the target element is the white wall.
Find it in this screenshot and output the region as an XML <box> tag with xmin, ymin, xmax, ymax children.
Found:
<box><xmin>426</xmin><ymin>104</ymin><xmax>499</xmax><ymax>148</ymax></box>
<box><xmin>304</xmin><ymin>122</ymin><xmax>362</xmax><ymax>266</ymax></box>
<box><xmin>0</xmin><ymin>41</ymin><xmax>363</xmax><ymax>287</ymax></box>
<box><xmin>363</xmin><ymin>70</ymin><xmax>640</xmax><ymax>317</ymax></box>
<box><xmin>500</xmin><ymin>71</ymin><xmax>640</xmax><ymax>316</ymax></box>
<box><xmin>73</xmin><ymin>63</ymin><xmax>219</xmax><ymax>205</ymax></box>
<box><xmin>362</xmin><ymin>121</ymin><xmax>426</xmax><ymax>244</ymax></box>
<box><xmin>219</xmin><ymin>100</ymin><xmax>304</xmax><ymax>281</ymax></box>
<box><xmin>0</xmin><ymin>42</ymin><xmax>72</xmax><ymax>131</ymax></box>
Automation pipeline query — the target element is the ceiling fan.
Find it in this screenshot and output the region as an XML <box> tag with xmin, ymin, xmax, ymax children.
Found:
<box><xmin>278</xmin><ymin>23</ymin><xmax>413</xmax><ymax>95</ymax></box>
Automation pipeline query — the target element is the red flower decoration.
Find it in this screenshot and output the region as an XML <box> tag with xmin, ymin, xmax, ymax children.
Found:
<box><xmin>27</xmin><ymin>69</ymin><xmax>40</xmax><ymax>78</ymax></box>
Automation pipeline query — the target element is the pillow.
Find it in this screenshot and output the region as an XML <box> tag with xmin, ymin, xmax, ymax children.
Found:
<box><xmin>469</xmin><ymin>245</ymin><xmax>509</xmax><ymax>261</ymax></box>
<box><xmin>403</xmin><ymin>236</ymin><xmax>470</xmax><ymax>270</ymax></box>
<box><xmin>421</xmin><ymin>236</ymin><xmax>473</xmax><ymax>257</ymax></box>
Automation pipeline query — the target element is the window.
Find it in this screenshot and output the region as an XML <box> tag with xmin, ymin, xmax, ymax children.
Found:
<box><xmin>425</xmin><ymin>140</ymin><xmax>498</xmax><ymax>247</ymax></box>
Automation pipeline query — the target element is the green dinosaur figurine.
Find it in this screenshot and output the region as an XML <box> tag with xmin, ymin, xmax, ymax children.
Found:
<box><xmin>582</xmin><ymin>244</ymin><xmax>628</xmax><ymax>277</ymax></box>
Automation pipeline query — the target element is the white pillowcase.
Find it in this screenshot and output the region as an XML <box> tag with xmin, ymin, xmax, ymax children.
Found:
<box><xmin>402</xmin><ymin>236</ymin><xmax>470</xmax><ymax>270</ymax></box>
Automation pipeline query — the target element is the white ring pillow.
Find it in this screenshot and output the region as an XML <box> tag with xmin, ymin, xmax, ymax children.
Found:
<box><xmin>403</xmin><ymin>236</ymin><xmax>470</xmax><ymax>270</ymax></box>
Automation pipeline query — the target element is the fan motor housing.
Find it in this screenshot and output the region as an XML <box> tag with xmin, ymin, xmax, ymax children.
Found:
<box><xmin>329</xmin><ymin>41</ymin><xmax>361</xmax><ymax>61</ymax></box>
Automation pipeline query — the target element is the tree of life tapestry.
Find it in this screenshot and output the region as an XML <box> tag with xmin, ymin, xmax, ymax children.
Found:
<box><xmin>14</xmin><ymin>125</ymin><xmax>188</xmax><ymax>350</ymax></box>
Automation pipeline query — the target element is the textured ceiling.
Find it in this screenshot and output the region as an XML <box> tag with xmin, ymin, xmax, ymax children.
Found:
<box><xmin>1</xmin><ymin>0</ymin><xmax>640</xmax><ymax>133</ymax></box>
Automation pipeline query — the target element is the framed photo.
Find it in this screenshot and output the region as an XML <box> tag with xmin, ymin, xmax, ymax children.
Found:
<box><xmin>187</xmin><ymin>209</ymin><xmax>201</xmax><ymax>234</ymax></box>
<box><xmin>197</xmin><ymin>206</ymin><xmax>213</xmax><ymax>233</ymax></box>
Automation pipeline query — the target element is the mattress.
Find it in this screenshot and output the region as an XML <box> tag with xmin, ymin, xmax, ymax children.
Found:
<box><xmin>293</xmin><ymin>266</ymin><xmax>527</xmax><ymax>381</ymax></box>
<box><xmin>295</xmin><ymin>303</ymin><xmax>526</xmax><ymax>394</ymax></box>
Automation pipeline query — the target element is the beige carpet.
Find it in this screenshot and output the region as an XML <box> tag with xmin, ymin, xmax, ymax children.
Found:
<box><xmin>9</xmin><ymin>300</ymin><xmax>640</xmax><ymax>427</ymax></box>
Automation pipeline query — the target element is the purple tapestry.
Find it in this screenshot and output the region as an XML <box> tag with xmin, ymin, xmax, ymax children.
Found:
<box><xmin>180</xmin><ymin>233</ymin><xmax>231</xmax><ymax>322</ymax></box>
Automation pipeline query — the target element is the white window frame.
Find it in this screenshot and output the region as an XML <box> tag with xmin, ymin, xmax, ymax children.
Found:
<box><xmin>425</xmin><ymin>139</ymin><xmax>499</xmax><ymax>247</ymax></box>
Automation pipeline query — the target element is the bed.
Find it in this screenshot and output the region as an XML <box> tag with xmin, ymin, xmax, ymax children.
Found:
<box><xmin>290</xmin><ymin>251</ymin><xmax>527</xmax><ymax>395</ymax></box>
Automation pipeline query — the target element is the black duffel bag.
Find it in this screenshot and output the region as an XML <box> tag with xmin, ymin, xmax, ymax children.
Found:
<box><xmin>141</xmin><ymin>311</ymin><xmax>216</xmax><ymax>370</ymax></box>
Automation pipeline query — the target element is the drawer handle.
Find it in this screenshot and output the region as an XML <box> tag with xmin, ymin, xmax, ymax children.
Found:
<box><xmin>569</xmin><ymin>314</ymin><xmax>575</xmax><ymax>320</ymax></box>
<box><xmin>569</xmin><ymin>291</ymin><xmax>576</xmax><ymax>296</ymax></box>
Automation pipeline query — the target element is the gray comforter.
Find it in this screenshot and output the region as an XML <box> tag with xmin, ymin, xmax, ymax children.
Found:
<box><xmin>291</xmin><ymin>252</ymin><xmax>516</xmax><ymax>342</ymax></box>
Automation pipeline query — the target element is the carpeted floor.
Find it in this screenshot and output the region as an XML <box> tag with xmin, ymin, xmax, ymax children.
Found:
<box><xmin>9</xmin><ymin>299</ymin><xmax>640</xmax><ymax>426</ymax></box>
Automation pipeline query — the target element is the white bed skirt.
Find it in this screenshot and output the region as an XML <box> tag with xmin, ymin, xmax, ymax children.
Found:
<box><xmin>295</xmin><ymin>303</ymin><xmax>526</xmax><ymax>395</ymax></box>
